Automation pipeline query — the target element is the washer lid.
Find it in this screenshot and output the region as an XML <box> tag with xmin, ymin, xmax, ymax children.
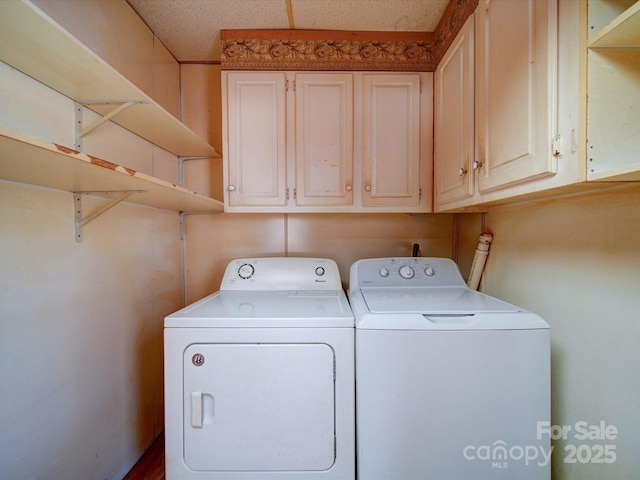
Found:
<box><xmin>361</xmin><ymin>287</ymin><xmax>520</xmax><ymax>315</ymax></box>
<box><xmin>165</xmin><ymin>290</ymin><xmax>354</xmax><ymax>328</ymax></box>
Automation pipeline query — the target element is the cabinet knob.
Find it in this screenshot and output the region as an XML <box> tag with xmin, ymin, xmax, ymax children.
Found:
<box><xmin>346</xmin><ymin>184</ymin><xmax>353</xmax><ymax>192</ymax></box>
<box><xmin>458</xmin><ymin>168</ymin><xmax>467</xmax><ymax>177</ymax></box>
<box><xmin>472</xmin><ymin>160</ymin><xmax>483</xmax><ymax>170</ymax></box>
<box><xmin>227</xmin><ymin>185</ymin><xmax>236</xmax><ymax>192</ymax></box>
<box><xmin>364</xmin><ymin>185</ymin><xmax>372</xmax><ymax>192</ymax></box>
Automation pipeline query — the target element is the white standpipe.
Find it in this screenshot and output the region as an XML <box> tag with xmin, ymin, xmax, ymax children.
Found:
<box><xmin>467</xmin><ymin>233</ymin><xmax>493</xmax><ymax>290</ymax></box>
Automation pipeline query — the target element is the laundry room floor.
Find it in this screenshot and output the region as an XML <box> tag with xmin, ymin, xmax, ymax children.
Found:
<box><xmin>123</xmin><ymin>433</ymin><xmax>165</xmax><ymax>480</ymax></box>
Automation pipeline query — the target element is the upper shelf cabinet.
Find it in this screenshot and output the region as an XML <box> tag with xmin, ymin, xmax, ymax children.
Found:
<box><xmin>0</xmin><ymin>0</ymin><xmax>218</xmax><ymax>158</ymax></box>
<box><xmin>587</xmin><ymin>0</ymin><xmax>640</xmax><ymax>47</ymax></box>
<box><xmin>586</xmin><ymin>0</ymin><xmax>640</xmax><ymax>181</ymax></box>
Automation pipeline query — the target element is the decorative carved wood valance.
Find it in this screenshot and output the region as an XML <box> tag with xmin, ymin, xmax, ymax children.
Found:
<box><xmin>433</xmin><ymin>0</ymin><xmax>479</xmax><ymax>66</ymax></box>
<box><xmin>220</xmin><ymin>0</ymin><xmax>478</xmax><ymax>72</ymax></box>
<box><xmin>221</xmin><ymin>30</ymin><xmax>435</xmax><ymax>71</ymax></box>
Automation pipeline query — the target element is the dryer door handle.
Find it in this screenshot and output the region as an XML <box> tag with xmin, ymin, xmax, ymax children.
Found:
<box><xmin>190</xmin><ymin>391</ymin><xmax>215</xmax><ymax>428</ymax></box>
<box><xmin>191</xmin><ymin>391</ymin><xmax>203</xmax><ymax>428</ymax></box>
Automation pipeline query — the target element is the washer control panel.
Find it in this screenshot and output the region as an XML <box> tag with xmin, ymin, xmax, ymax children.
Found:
<box><xmin>350</xmin><ymin>257</ymin><xmax>466</xmax><ymax>291</ymax></box>
<box><xmin>221</xmin><ymin>257</ymin><xmax>341</xmax><ymax>291</ymax></box>
<box><xmin>381</xmin><ymin>263</ymin><xmax>436</xmax><ymax>280</ymax></box>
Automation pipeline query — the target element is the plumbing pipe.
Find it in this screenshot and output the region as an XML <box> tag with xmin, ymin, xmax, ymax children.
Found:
<box><xmin>467</xmin><ymin>233</ymin><xmax>493</xmax><ymax>290</ymax></box>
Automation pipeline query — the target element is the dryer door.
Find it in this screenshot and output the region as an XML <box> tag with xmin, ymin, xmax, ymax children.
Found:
<box><xmin>183</xmin><ymin>343</ymin><xmax>336</xmax><ymax>472</ymax></box>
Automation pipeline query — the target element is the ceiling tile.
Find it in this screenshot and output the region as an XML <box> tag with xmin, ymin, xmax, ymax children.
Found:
<box><xmin>291</xmin><ymin>0</ymin><xmax>449</xmax><ymax>32</ymax></box>
<box><xmin>127</xmin><ymin>0</ymin><xmax>450</xmax><ymax>62</ymax></box>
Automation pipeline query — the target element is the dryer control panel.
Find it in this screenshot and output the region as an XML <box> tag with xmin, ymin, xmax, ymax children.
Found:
<box><xmin>221</xmin><ymin>257</ymin><xmax>342</xmax><ymax>291</ymax></box>
<box><xmin>349</xmin><ymin>257</ymin><xmax>466</xmax><ymax>291</ymax></box>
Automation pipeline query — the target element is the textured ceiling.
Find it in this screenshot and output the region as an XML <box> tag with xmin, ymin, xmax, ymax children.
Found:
<box><xmin>126</xmin><ymin>0</ymin><xmax>450</xmax><ymax>63</ymax></box>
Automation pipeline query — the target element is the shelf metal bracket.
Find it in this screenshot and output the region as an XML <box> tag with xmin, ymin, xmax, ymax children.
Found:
<box><xmin>178</xmin><ymin>155</ymin><xmax>218</xmax><ymax>187</ymax></box>
<box><xmin>74</xmin><ymin>100</ymin><xmax>144</xmax><ymax>150</ymax></box>
<box><xmin>73</xmin><ymin>190</ymin><xmax>144</xmax><ymax>242</ymax></box>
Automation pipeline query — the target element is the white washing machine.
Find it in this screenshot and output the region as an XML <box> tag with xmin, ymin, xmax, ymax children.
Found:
<box><xmin>164</xmin><ymin>258</ymin><xmax>355</xmax><ymax>479</ymax></box>
<box><xmin>348</xmin><ymin>257</ymin><xmax>550</xmax><ymax>480</ymax></box>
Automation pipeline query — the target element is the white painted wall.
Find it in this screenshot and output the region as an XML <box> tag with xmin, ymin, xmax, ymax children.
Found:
<box><xmin>0</xmin><ymin>1</ymin><xmax>183</xmax><ymax>477</ymax></box>
<box><xmin>483</xmin><ymin>184</ymin><xmax>640</xmax><ymax>480</ymax></box>
<box><xmin>0</xmin><ymin>181</ymin><xmax>181</xmax><ymax>479</ymax></box>
<box><xmin>183</xmin><ymin>212</ymin><xmax>460</xmax><ymax>303</ymax></box>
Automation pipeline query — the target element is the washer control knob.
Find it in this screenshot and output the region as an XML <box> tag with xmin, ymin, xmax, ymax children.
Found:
<box><xmin>315</xmin><ymin>266</ymin><xmax>325</xmax><ymax>276</ymax></box>
<box><xmin>238</xmin><ymin>263</ymin><xmax>255</xmax><ymax>280</ymax></box>
<box><xmin>425</xmin><ymin>266</ymin><xmax>435</xmax><ymax>277</ymax></box>
<box><xmin>379</xmin><ymin>267</ymin><xmax>390</xmax><ymax>277</ymax></box>
<box><xmin>399</xmin><ymin>265</ymin><xmax>415</xmax><ymax>279</ymax></box>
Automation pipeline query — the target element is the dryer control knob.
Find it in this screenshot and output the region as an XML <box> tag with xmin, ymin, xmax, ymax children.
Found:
<box><xmin>425</xmin><ymin>267</ymin><xmax>435</xmax><ymax>276</ymax></box>
<box><xmin>399</xmin><ymin>265</ymin><xmax>415</xmax><ymax>279</ymax></box>
<box><xmin>238</xmin><ymin>263</ymin><xmax>255</xmax><ymax>279</ymax></box>
<box><xmin>379</xmin><ymin>268</ymin><xmax>390</xmax><ymax>277</ymax></box>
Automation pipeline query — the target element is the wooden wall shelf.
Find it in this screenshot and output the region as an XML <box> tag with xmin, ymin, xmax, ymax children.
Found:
<box><xmin>586</xmin><ymin>1</ymin><xmax>640</xmax><ymax>182</ymax></box>
<box><xmin>0</xmin><ymin>126</ymin><xmax>224</xmax><ymax>213</ymax></box>
<box><xmin>0</xmin><ymin>0</ymin><xmax>218</xmax><ymax>158</ymax></box>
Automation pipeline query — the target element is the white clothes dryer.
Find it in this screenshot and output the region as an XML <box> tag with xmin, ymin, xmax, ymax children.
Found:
<box><xmin>165</xmin><ymin>258</ymin><xmax>355</xmax><ymax>479</ymax></box>
<box><xmin>348</xmin><ymin>257</ymin><xmax>550</xmax><ymax>480</ymax></box>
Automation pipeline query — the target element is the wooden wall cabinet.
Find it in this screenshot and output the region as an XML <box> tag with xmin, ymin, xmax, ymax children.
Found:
<box><xmin>436</xmin><ymin>0</ymin><xmax>640</xmax><ymax>212</ymax></box>
<box><xmin>435</xmin><ymin>0</ymin><xmax>587</xmax><ymax>212</ymax></box>
<box><xmin>434</xmin><ymin>15</ymin><xmax>477</xmax><ymax>209</ymax></box>
<box><xmin>362</xmin><ymin>74</ymin><xmax>423</xmax><ymax>208</ymax></box>
<box><xmin>222</xmin><ymin>71</ymin><xmax>432</xmax><ymax>213</ymax></box>
<box><xmin>474</xmin><ymin>0</ymin><xmax>559</xmax><ymax>193</ymax></box>
<box><xmin>295</xmin><ymin>74</ymin><xmax>354</xmax><ymax>207</ymax></box>
<box><xmin>224</xmin><ymin>72</ymin><xmax>288</xmax><ymax>207</ymax></box>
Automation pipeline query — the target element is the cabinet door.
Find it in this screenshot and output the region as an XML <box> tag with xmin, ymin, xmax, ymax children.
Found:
<box><xmin>295</xmin><ymin>73</ymin><xmax>353</xmax><ymax>206</ymax></box>
<box><xmin>362</xmin><ymin>74</ymin><xmax>421</xmax><ymax>207</ymax></box>
<box><xmin>475</xmin><ymin>0</ymin><xmax>558</xmax><ymax>193</ymax></box>
<box><xmin>435</xmin><ymin>15</ymin><xmax>475</xmax><ymax>206</ymax></box>
<box><xmin>225</xmin><ymin>72</ymin><xmax>287</xmax><ymax>206</ymax></box>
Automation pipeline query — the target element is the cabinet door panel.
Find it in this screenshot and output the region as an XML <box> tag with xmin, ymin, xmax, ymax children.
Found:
<box><xmin>476</xmin><ymin>0</ymin><xmax>558</xmax><ymax>192</ymax></box>
<box><xmin>435</xmin><ymin>15</ymin><xmax>475</xmax><ymax>206</ymax></box>
<box><xmin>226</xmin><ymin>72</ymin><xmax>287</xmax><ymax>206</ymax></box>
<box><xmin>362</xmin><ymin>74</ymin><xmax>421</xmax><ymax>207</ymax></box>
<box><xmin>295</xmin><ymin>73</ymin><xmax>353</xmax><ymax>206</ymax></box>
